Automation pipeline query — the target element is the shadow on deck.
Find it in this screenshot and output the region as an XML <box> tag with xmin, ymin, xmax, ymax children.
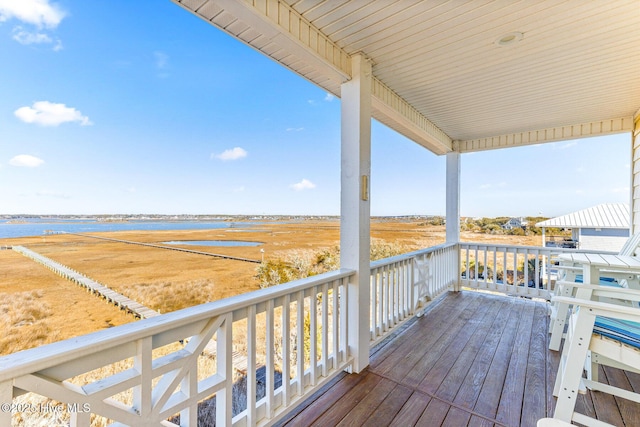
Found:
<box><xmin>277</xmin><ymin>290</ymin><xmax>640</xmax><ymax>427</ymax></box>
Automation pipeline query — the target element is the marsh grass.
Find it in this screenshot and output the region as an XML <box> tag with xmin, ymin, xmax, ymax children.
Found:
<box><xmin>118</xmin><ymin>279</ymin><xmax>216</xmax><ymax>313</ymax></box>
<box><xmin>0</xmin><ymin>290</ymin><xmax>59</xmax><ymax>355</ymax></box>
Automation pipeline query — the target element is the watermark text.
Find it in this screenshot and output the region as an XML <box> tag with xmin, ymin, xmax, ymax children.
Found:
<box><xmin>1</xmin><ymin>402</ymin><xmax>91</xmax><ymax>414</ymax></box>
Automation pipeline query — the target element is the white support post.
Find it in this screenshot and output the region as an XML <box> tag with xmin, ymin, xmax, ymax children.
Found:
<box><xmin>631</xmin><ymin>110</ymin><xmax>640</xmax><ymax>235</ymax></box>
<box><xmin>446</xmin><ymin>152</ymin><xmax>461</xmax><ymax>243</ymax></box>
<box><xmin>446</xmin><ymin>151</ymin><xmax>461</xmax><ymax>291</ymax></box>
<box><xmin>340</xmin><ymin>53</ymin><xmax>371</xmax><ymax>374</ymax></box>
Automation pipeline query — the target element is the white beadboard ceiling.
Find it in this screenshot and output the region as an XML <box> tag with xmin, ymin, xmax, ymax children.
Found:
<box><xmin>172</xmin><ymin>0</ymin><xmax>640</xmax><ymax>154</ymax></box>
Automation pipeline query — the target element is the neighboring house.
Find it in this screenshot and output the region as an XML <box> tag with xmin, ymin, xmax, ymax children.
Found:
<box><xmin>536</xmin><ymin>203</ymin><xmax>630</xmax><ymax>251</ymax></box>
<box><xmin>502</xmin><ymin>217</ymin><xmax>528</xmax><ymax>230</ymax></box>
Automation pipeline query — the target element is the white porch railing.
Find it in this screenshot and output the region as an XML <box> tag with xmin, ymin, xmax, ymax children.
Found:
<box><xmin>459</xmin><ymin>242</ymin><xmax>616</xmax><ymax>300</ymax></box>
<box><xmin>0</xmin><ymin>241</ymin><xmax>536</xmax><ymax>427</ymax></box>
<box><xmin>369</xmin><ymin>242</ymin><xmax>458</xmax><ymax>344</ymax></box>
<box><xmin>0</xmin><ymin>269</ymin><xmax>355</xmax><ymax>427</ymax></box>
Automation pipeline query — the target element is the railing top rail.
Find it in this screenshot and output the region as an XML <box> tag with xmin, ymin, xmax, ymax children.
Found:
<box><xmin>370</xmin><ymin>241</ymin><xmax>457</xmax><ymax>268</ymax></box>
<box><xmin>0</xmin><ymin>268</ymin><xmax>355</xmax><ymax>382</ymax></box>
<box><xmin>459</xmin><ymin>242</ymin><xmax>617</xmax><ymax>255</ymax></box>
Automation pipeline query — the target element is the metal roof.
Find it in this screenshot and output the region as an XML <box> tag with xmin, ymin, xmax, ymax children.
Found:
<box><xmin>172</xmin><ymin>0</ymin><xmax>640</xmax><ymax>155</ymax></box>
<box><xmin>535</xmin><ymin>203</ymin><xmax>630</xmax><ymax>228</ymax></box>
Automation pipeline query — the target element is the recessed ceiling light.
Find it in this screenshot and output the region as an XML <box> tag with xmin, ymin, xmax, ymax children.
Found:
<box><xmin>495</xmin><ymin>31</ymin><xmax>524</xmax><ymax>47</ymax></box>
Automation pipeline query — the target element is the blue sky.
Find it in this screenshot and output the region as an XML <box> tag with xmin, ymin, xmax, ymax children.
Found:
<box><xmin>0</xmin><ymin>1</ymin><xmax>631</xmax><ymax>218</ymax></box>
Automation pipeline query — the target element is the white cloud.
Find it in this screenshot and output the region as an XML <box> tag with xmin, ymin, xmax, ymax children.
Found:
<box><xmin>290</xmin><ymin>178</ymin><xmax>316</xmax><ymax>191</ymax></box>
<box><xmin>212</xmin><ymin>147</ymin><xmax>248</xmax><ymax>161</ymax></box>
<box><xmin>286</xmin><ymin>127</ymin><xmax>304</xmax><ymax>132</ymax></box>
<box><xmin>14</xmin><ymin>101</ymin><xmax>92</xmax><ymax>126</ymax></box>
<box><xmin>0</xmin><ymin>0</ymin><xmax>65</xmax><ymax>28</ymax></box>
<box><xmin>10</xmin><ymin>154</ymin><xmax>44</xmax><ymax>167</ymax></box>
<box><xmin>308</xmin><ymin>93</ymin><xmax>336</xmax><ymax>106</ymax></box>
<box><xmin>1</xmin><ymin>0</ymin><xmax>65</xmax><ymax>50</ymax></box>
<box><xmin>12</xmin><ymin>26</ymin><xmax>49</xmax><ymax>43</ymax></box>
<box><xmin>11</xmin><ymin>27</ymin><xmax>62</xmax><ymax>50</ymax></box>
<box><xmin>479</xmin><ymin>183</ymin><xmax>491</xmax><ymax>189</ymax></box>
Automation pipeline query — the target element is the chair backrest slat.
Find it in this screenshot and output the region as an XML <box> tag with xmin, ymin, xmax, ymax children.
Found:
<box><xmin>618</xmin><ymin>232</ymin><xmax>640</xmax><ymax>256</ymax></box>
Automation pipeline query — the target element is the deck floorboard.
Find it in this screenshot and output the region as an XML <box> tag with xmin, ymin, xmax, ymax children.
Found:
<box><xmin>277</xmin><ymin>290</ymin><xmax>639</xmax><ymax>427</ymax></box>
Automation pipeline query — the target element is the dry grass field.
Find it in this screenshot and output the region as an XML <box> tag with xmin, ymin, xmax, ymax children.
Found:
<box><xmin>0</xmin><ymin>219</ymin><xmax>540</xmax><ymax>355</ymax></box>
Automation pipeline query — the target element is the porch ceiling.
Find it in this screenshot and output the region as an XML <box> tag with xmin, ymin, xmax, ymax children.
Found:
<box><xmin>172</xmin><ymin>0</ymin><xmax>640</xmax><ymax>154</ymax></box>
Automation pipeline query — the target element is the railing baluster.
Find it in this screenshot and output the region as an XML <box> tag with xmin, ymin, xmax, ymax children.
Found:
<box><xmin>483</xmin><ymin>246</ymin><xmax>488</xmax><ymax>288</ymax></box>
<box><xmin>399</xmin><ymin>260</ymin><xmax>406</xmax><ymax>319</ymax></box>
<box><xmin>296</xmin><ymin>291</ymin><xmax>304</xmax><ymax>397</ymax></box>
<box><xmin>493</xmin><ymin>247</ymin><xmax>504</xmax><ymax>289</ymax></box>
<box><xmin>474</xmin><ymin>246</ymin><xmax>479</xmax><ymax>287</ymax></box>
<box><xmin>523</xmin><ymin>248</ymin><xmax>529</xmax><ymax>291</ymax></box>
<box><xmin>266</xmin><ymin>298</ymin><xmax>275</xmax><ymax>419</ymax></box>
<box><xmin>282</xmin><ymin>294</ymin><xmax>291</xmax><ymax>407</ymax></box>
<box><xmin>391</xmin><ymin>263</ymin><xmax>397</xmax><ymax>325</ymax></box>
<box><xmin>409</xmin><ymin>258</ymin><xmax>416</xmax><ymax>314</ymax></box>
<box><xmin>376</xmin><ymin>268</ymin><xmax>383</xmax><ymax>337</ymax></box>
<box><xmin>339</xmin><ymin>277</ymin><xmax>348</xmax><ymax>365</ymax></box>
<box><xmin>247</xmin><ymin>305</ymin><xmax>256</xmax><ymax>426</ymax></box>
<box><xmin>332</xmin><ymin>279</ymin><xmax>339</xmax><ymax>369</ymax></box>
<box><xmin>321</xmin><ymin>283</ymin><xmax>328</xmax><ymax>377</ymax></box>
<box><xmin>310</xmin><ymin>286</ymin><xmax>318</xmax><ymax>386</ymax></box>
<box><xmin>370</xmin><ymin>268</ymin><xmax>376</xmax><ymax>340</ymax></box>
<box><xmin>385</xmin><ymin>264</ymin><xmax>391</xmax><ymax>331</ymax></box>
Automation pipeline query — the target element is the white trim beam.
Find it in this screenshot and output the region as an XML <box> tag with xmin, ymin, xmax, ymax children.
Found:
<box><xmin>458</xmin><ymin>117</ymin><xmax>634</xmax><ymax>153</ymax></box>
<box><xmin>372</xmin><ymin>78</ymin><xmax>453</xmax><ymax>155</ymax></box>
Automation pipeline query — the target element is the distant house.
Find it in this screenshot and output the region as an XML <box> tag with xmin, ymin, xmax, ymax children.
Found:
<box><xmin>535</xmin><ymin>203</ymin><xmax>630</xmax><ymax>251</ymax></box>
<box><xmin>502</xmin><ymin>217</ymin><xmax>528</xmax><ymax>230</ymax></box>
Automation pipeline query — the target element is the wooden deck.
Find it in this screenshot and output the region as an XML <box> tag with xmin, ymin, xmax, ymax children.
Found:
<box><xmin>277</xmin><ymin>290</ymin><xmax>640</xmax><ymax>427</ymax></box>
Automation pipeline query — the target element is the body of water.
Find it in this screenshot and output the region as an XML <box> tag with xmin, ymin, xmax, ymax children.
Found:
<box><xmin>0</xmin><ymin>220</ymin><xmax>260</xmax><ymax>239</ymax></box>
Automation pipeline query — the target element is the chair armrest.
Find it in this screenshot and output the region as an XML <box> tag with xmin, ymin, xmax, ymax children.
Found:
<box><xmin>552</xmin><ymin>296</ymin><xmax>640</xmax><ymax>323</ymax></box>
<box><xmin>554</xmin><ymin>281</ymin><xmax>640</xmax><ymax>300</ymax></box>
<box><xmin>557</xmin><ymin>265</ymin><xmax>582</xmax><ymax>272</ymax></box>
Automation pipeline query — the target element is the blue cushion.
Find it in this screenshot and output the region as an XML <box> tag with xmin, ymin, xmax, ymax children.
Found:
<box><xmin>575</xmin><ymin>275</ymin><xmax>621</xmax><ymax>287</ymax></box>
<box><xmin>594</xmin><ymin>316</ymin><xmax>640</xmax><ymax>349</ymax></box>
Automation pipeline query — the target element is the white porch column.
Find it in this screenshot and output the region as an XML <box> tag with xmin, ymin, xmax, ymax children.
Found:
<box><xmin>446</xmin><ymin>151</ymin><xmax>461</xmax><ymax>291</ymax></box>
<box><xmin>632</xmin><ymin>110</ymin><xmax>640</xmax><ymax>234</ymax></box>
<box><xmin>340</xmin><ymin>53</ymin><xmax>371</xmax><ymax>373</ymax></box>
<box><xmin>446</xmin><ymin>152</ymin><xmax>461</xmax><ymax>243</ymax></box>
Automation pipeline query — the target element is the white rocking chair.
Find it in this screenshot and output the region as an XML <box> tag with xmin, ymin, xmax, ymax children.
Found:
<box><xmin>551</xmin><ymin>288</ymin><xmax>640</xmax><ymax>426</ymax></box>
